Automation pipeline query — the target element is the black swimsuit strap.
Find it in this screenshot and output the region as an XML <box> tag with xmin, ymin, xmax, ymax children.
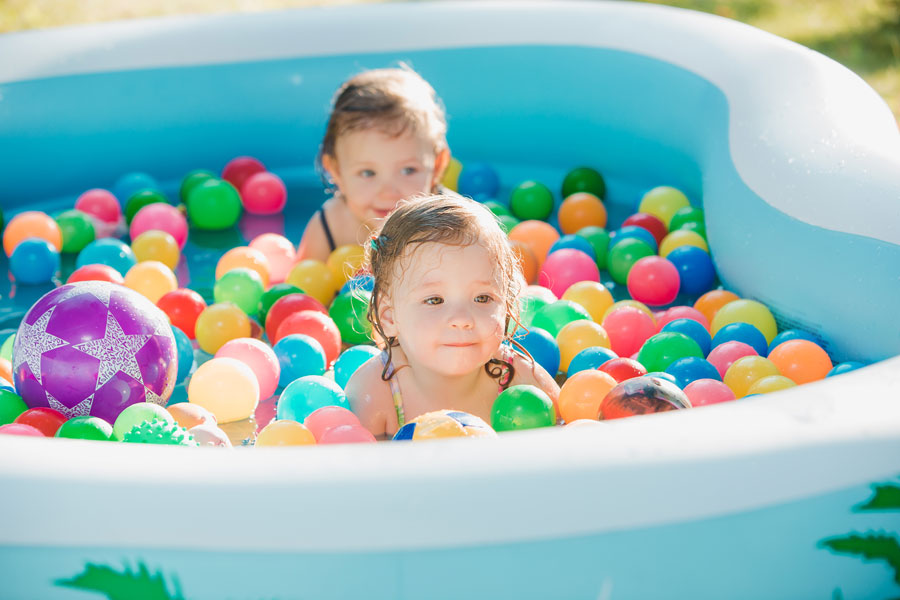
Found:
<box><xmin>318</xmin><ymin>209</ymin><xmax>336</xmax><ymax>253</ymax></box>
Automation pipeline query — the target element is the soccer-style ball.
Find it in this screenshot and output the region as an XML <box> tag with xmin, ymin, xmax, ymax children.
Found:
<box><xmin>393</xmin><ymin>409</ymin><xmax>497</xmax><ymax>441</ymax></box>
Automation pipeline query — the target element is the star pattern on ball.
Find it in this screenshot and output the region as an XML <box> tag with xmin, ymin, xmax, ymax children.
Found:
<box><xmin>55</xmin><ymin>282</ymin><xmax>112</xmax><ymax>307</ymax></box>
<box><xmin>143</xmin><ymin>386</ymin><xmax>165</xmax><ymax>406</ymax></box>
<box><xmin>47</xmin><ymin>390</ymin><xmax>92</xmax><ymax>418</ymax></box>
<box><xmin>13</xmin><ymin>307</ymin><xmax>67</xmax><ymax>385</ymax></box>
<box><xmin>74</xmin><ymin>311</ymin><xmax>150</xmax><ymax>389</ymax></box>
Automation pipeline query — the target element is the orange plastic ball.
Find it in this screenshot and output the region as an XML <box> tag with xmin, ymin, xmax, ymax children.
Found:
<box><xmin>188</xmin><ymin>357</ymin><xmax>259</xmax><ymax>424</ymax></box>
<box><xmin>723</xmin><ymin>355</ymin><xmax>780</xmax><ymax>399</ymax></box>
<box><xmin>124</xmin><ymin>261</ymin><xmax>178</xmax><ymax>303</ymax></box>
<box><xmin>167</xmin><ymin>403</ymin><xmax>217</xmax><ymax>430</ymax></box>
<box><xmin>508</xmin><ymin>220</ymin><xmax>560</xmax><ymax>266</ymax></box>
<box><xmin>132</xmin><ymin>230</ymin><xmax>180</xmax><ymax>270</ymax></box>
<box><xmin>3</xmin><ymin>211</ymin><xmax>62</xmax><ymax>256</ymax></box>
<box><xmin>767</xmin><ymin>340</ymin><xmax>833</xmax><ymax>385</ymax></box>
<box><xmin>216</xmin><ymin>246</ymin><xmax>271</xmax><ymax>289</ymax></box>
<box><xmin>693</xmin><ymin>289</ymin><xmax>740</xmax><ymax>325</ymax></box>
<box><xmin>509</xmin><ymin>239</ymin><xmax>538</xmax><ymax>285</ymax></box>
<box><xmin>562</xmin><ymin>281</ymin><xmax>614</xmax><ymax>324</ymax></box>
<box><xmin>556</xmin><ymin>320</ymin><xmax>611</xmax><ymax>373</ymax></box>
<box><xmin>256</xmin><ymin>419</ymin><xmax>317</xmax><ymax>446</ymax></box>
<box><xmin>286</xmin><ymin>259</ymin><xmax>338</xmax><ymax>306</ymax></box>
<box><xmin>326</xmin><ymin>244</ymin><xmax>365</xmax><ymax>286</ymax></box>
<box><xmin>558</xmin><ymin>369</ymin><xmax>618</xmax><ymax>424</ymax></box>
<box><xmin>195</xmin><ymin>302</ymin><xmax>252</xmax><ymax>354</ymax></box>
<box><xmin>558</xmin><ymin>192</ymin><xmax>607</xmax><ymax>234</ymax></box>
<box><xmin>0</xmin><ymin>357</ymin><xmax>12</xmax><ymax>384</ymax></box>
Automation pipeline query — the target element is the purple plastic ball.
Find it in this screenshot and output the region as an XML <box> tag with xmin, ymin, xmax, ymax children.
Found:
<box><xmin>12</xmin><ymin>281</ymin><xmax>177</xmax><ymax>425</ymax></box>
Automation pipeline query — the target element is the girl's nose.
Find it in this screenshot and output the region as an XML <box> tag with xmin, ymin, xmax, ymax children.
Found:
<box><xmin>448</xmin><ymin>305</ymin><xmax>475</xmax><ymax>329</ymax></box>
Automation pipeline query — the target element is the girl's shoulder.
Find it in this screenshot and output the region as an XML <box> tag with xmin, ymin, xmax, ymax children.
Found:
<box><xmin>344</xmin><ymin>352</ymin><xmax>396</xmax><ymax>438</ymax></box>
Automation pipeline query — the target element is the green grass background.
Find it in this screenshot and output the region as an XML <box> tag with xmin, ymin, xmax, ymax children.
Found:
<box><xmin>1</xmin><ymin>0</ymin><xmax>898</xmax><ymax>121</ymax></box>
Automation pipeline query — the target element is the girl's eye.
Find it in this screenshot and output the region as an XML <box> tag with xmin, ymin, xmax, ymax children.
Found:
<box><xmin>475</xmin><ymin>294</ymin><xmax>493</xmax><ymax>304</ymax></box>
<box><xmin>401</xmin><ymin>166</ymin><xmax>418</xmax><ymax>176</ymax></box>
<box><xmin>424</xmin><ymin>296</ymin><xmax>443</xmax><ymax>306</ymax></box>
<box><xmin>359</xmin><ymin>169</ymin><xmax>375</xmax><ymax>178</ymax></box>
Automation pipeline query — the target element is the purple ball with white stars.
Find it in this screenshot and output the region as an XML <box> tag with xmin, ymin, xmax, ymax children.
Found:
<box><xmin>12</xmin><ymin>281</ymin><xmax>177</xmax><ymax>425</ymax></box>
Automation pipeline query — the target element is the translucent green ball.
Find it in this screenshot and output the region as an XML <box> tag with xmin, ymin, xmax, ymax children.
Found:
<box><xmin>562</xmin><ymin>166</ymin><xmax>606</xmax><ymax>200</ymax></box>
<box><xmin>637</xmin><ymin>332</ymin><xmax>704</xmax><ymax>373</ymax></box>
<box><xmin>491</xmin><ymin>384</ymin><xmax>556</xmax><ymax>432</ymax></box>
<box><xmin>112</xmin><ymin>402</ymin><xmax>173</xmax><ymax>441</ymax></box>
<box><xmin>607</xmin><ymin>238</ymin><xmax>655</xmax><ymax>285</ymax></box>
<box><xmin>510</xmin><ymin>181</ymin><xmax>554</xmax><ymax>221</ymax></box>
<box><xmin>497</xmin><ymin>214</ymin><xmax>520</xmax><ymax>234</ymax></box>
<box><xmin>0</xmin><ymin>333</ymin><xmax>15</xmax><ymax>363</ymax></box>
<box><xmin>125</xmin><ymin>189</ymin><xmax>168</xmax><ymax>223</ymax></box>
<box><xmin>518</xmin><ymin>294</ymin><xmax>551</xmax><ymax>329</ymax></box>
<box><xmin>55</xmin><ymin>209</ymin><xmax>96</xmax><ymax>253</ymax></box>
<box><xmin>56</xmin><ymin>416</ymin><xmax>113</xmax><ymax>441</ymax></box>
<box><xmin>576</xmin><ymin>226</ymin><xmax>611</xmax><ymax>270</ymax></box>
<box><xmin>214</xmin><ymin>268</ymin><xmax>264</xmax><ymax>316</ymax></box>
<box><xmin>329</xmin><ymin>290</ymin><xmax>372</xmax><ymax>345</ymax></box>
<box><xmin>180</xmin><ymin>169</ymin><xmax>216</xmax><ymax>204</ymax></box>
<box><xmin>187</xmin><ymin>179</ymin><xmax>242</xmax><ymax>230</ymax></box>
<box><xmin>530</xmin><ymin>300</ymin><xmax>591</xmax><ymax>338</ymax></box>
<box><xmin>0</xmin><ymin>389</ymin><xmax>27</xmax><ymax>425</ymax></box>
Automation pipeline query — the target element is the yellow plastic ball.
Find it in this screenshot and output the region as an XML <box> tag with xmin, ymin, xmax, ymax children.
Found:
<box><xmin>601</xmin><ymin>299</ymin><xmax>655</xmax><ymax>324</ymax></box>
<box><xmin>188</xmin><ymin>357</ymin><xmax>259</xmax><ymax>424</ymax></box>
<box><xmin>256</xmin><ymin>419</ymin><xmax>316</xmax><ymax>446</ymax></box>
<box><xmin>659</xmin><ymin>230</ymin><xmax>708</xmax><ymax>258</ymax></box>
<box><xmin>195</xmin><ymin>302</ymin><xmax>252</xmax><ymax>354</ymax></box>
<box><xmin>638</xmin><ymin>186</ymin><xmax>691</xmax><ymax>227</ymax></box>
<box><xmin>286</xmin><ymin>259</ymin><xmax>337</xmax><ymax>306</ymax></box>
<box><xmin>556</xmin><ymin>320</ymin><xmax>611</xmax><ymax>373</ymax></box>
<box><xmin>131</xmin><ymin>230</ymin><xmax>180</xmax><ymax>270</ymax></box>
<box><xmin>723</xmin><ymin>355</ymin><xmax>781</xmax><ymax>399</ymax></box>
<box><xmin>123</xmin><ymin>260</ymin><xmax>178</xmax><ymax>303</ymax></box>
<box><xmin>216</xmin><ymin>246</ymin><xmax>271</xmax><ymax>289</ymax></box>
<box><xmin>746</xmin><ymin>374</ymin><xmax>797</xmax><ymax>395</ymax></box>
<box><xmin>711</xmin><ymin>299</ymin><xmax>778</xmax><ymax>345</ymax></box>
<box><xmin>441</xmin><ymin>157</ymin><xmax>463</xmax><ymax>191</ymax></box>
<box><xmin>326</xmin><ymin>244</ymin><xmax>366</xmax><ymax>287</ymax></box>
<box><xmin>562</xmin><ymin>281</ymin><xmax>614</xmax><ymax>324</ymax></box>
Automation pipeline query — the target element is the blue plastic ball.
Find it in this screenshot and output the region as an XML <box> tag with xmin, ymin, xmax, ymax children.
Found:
<box><xmin>567</xmin><ymin>346</ymin><xmax>618</xmax><ymax>376</ymax></box>
<box><xmin>767</xmin><ymin>329</ymin><xmax>822</xmax><ymax>355</ymax></box>
<box><xmin>667</xmin><ymin>245</ymin><xmax>716</xmax><ymax>296</ymax></box>
<box><xmin>334</xmin><ymin>345</ymin><xmax>380</xmax><ymax>389</ymax></box>
<box><xmin>712</xmin><ymin>322</ymin><xmax>768</xmax><ymax>356</ymax></box>
<box><xmin>114</xmin><ymin>171</ymin><xmax>158</xmax><ymax>207</ymax></box>
<box><xmin>548</xmin><ymin>234</ymin><xmax>597</xmax><ymax>262</ymax></box>
<box><xmin>645</xmin><ymin>371</ymin><xmax>679</xmax><ymax>385</ymax></box>
<box><xmin>340</xmin><ymin>273</ymin><xmax>374</xmax><ymax>296</ymax></box>
<box><xmin>609</xmin><ymin>225</ymin><xmax>659</xmax><ymax>253</ymax></box>
<box><xmin>171</xmin><ymin>324</ymin><xmax>195</xmax><ymax>383</ymax></box>
<box><xmin>9</xmin><ymin>238</ymin><xmax>60</xmax><ymax>284</ymax></box>
<box><xmin>274</xmin><ymin>333</ymin><xmax>327</xmax><ymax>388</ymax></box>
<box><xmin>276</xmin><ymin>375</ymin><xmax>348</xmax><ymax>422</ymax></box>
<box><xmin>665</xmin><ymin>356</ymin><xmax>721</xmax><ymax>388</ymax></box>
<box><xmin>76</xmin><ymin>238</ymin><xmax>137</xmax><ymax>276</ymax></box>
<box><xmin>511</xmin><ymin>327</ymin><xmax>560</xmax><ymax>376</ymax></box>
<box><xmin>662</xmin><ymin>318</ymin><xmax>712</xmax><ymax>356</ymax></box>
<box><xmin>827</xmin><ymin>361</ymin><xmax>865</xmax><ymax>377</ymax></box>
<box><xmin>457</xmin><ymin>162</ymin><xmax>501</xmax><ymax>201</ymax></box>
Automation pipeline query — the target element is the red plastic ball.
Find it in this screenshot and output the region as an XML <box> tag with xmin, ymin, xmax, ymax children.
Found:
<box><xmin>622</xmin><ymin>212</ymin><xmax>668</xmax><ymax>246</ymax></box>
<box><xmin>13</xmin><ymin>407</ymin><xmax>67</xmax><ymax>436</ymax></box>
<box><xmin>626</xmin><ymin>256</ymin><xmax>680</xmax><ymax>306</ymax></box>
<box><xmin>241</xmin><ymin>172</ymin><xmax>287</xmax><ymax>215</ymax></box>
<box><xmin>601</xmin><ymin>306</ymin><xmax>656</xmax><ymax>358</ymax></box>
<box><xmin>222</xmin><ymin>156</ymin><xmax>266</xmax><ymax>192</ymax></box>
<box><xmin>597</xmin><ymin>356</ymin><xmax>648</xmax><ymax>382</ymax></box>
<box><xmin>264</xmin><ymin>293</ymin><xmax>328</xmax><ymax>342</ymax></box>
<box><xmin>157</xmin><ymin>288</ymin><xmax>208</xmax><ymax>339</ymax></box>
<box><xmin>67</xmin><ymin>264</ymin><xmax>125</xmax><ymax>284</ymax></box>
<box><xmin>274</xmin><ymin>310</ymin><xmax>341</xmax><ymax>365</ymax></box>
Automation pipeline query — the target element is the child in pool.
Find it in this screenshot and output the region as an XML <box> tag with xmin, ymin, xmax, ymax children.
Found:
<box><xmin>346</xmin><ymin>194</ymin><xmax>561</xmax><ymax>439</ymax></box>
<box><xmin>297</xmin><ymin>66</ymin><xmax>452</xmax><ymax>263</ymax></box>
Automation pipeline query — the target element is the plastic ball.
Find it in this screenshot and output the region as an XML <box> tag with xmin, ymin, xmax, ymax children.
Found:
<box><xmin>55</xmin><ymin>209</ymin><xmax>96</xmax><ymax>254</ymax></box>
<box><xmin>259</xmin><ymin>283</ymin><xmax>303</xmax><ymax>326</ymax></box>
<box><xmin>683</xmin><ymin>378</ymin><xmax>736</xmax><ymax>407</ymax></box>
<box><xmin>124</xmin><ymin>189</ymin><xmax>168</xmax><ymax>224</ymax></box>
<box><xmin>131</xmin><ymin>230</ymin><xmax>180</xmax><ymax>270</ymax></box>
<box><xmin>711</xmin><ymin>322</ymin><xmax>768</xmax><ymax>357</ymax></box>
<box><xmin>558</xmin><ymin>192</ymin><xmax>607</xmax><ymax>234</ymax></box>
<box><xmin>114</xmin><ymin>172</ymin><xmax>158</xmax><ymax>206</ymax></box>
<box><xmin>497</xmin><ymin>212</ymin><xmax>521</xmax><ymax>234</ymax></box>
<box><xmin>124</xmin><ymin>261</ymin><xmax>177</xmax><ymax>303</ymax></box>
<box><xmin>340</xmin><ymin>274</ymin><xmax>374</xmax><ymax>296</ymax></box>
<box><xmin>597</xmin><ymin>356</ymin><xmax>647</xmax><ymax>382</ymax></box>
<box><xmin>157</xmin><ymin>289</ymin><xmax>207</xmax><ymax>339</ymax></box>
<box><xmin>557</xmin><ymin>320</ymin><xmax>610</xmax><ymax>374</ymax></box>
<box><xmin>638</xmin><ymin>186</ymin><xmax>690</xmax><ymax>227</ymax></box>
<box><xmin>603</xmin><ymin>299</ymin><xmax>655</xmax><ymax>323</ymax></box>
<box><xmin>256</xmin><ymin>419</ymin><xmax>316</xmax><ymax>446</ymax></box>
<box><xmin>767</xmin><ymin>329</ymin><xmax>823</xmax><ymax>355</ymax></box>
<box><xmin>599</xmin><ymin>375</ymin><xmax>690</xmax><ymax>420</ymax></box>
<box><xmin>562</xmin><ymin>166</ymin><xmax>606</xmax><ymax>199</ymax></box>
<box><xmin>179</xmin><ymin>169</ymin><xmax>215</xmax><ymax>204</ymax></box>
<box><xmin>222</xmin><ymin>156</ymin><xmax>266</xmax><ymax>191</ymax></box>
<box><xmin>275</xmin><ymin>310</ymin><xmax>341</xmax><ymax>365</ymax></box>
<box><xmin>249</xmin><ymin>233</ymin><xmax>296</xmax><ymax>284</ymax></box>
<box><xmin>710</xmin><ymin>299</ymin><xmax>778</xmax><ymax>345</ymax></box>
<box><xmin>531</xmin><ymin>300</ymin><xmax>592</xmax><ymax>338</ymax></box>
<box><xmin>558</xmin><ymin>369</ymin><xmax>617</xmax><ymax>424</ymax></box>
<box><xmin>602</xmin><ymin>306</ymin><xmax>656</xmax><ymax>358</ymax></box>
<box><xmin>457</xmin><ymin>162</ymin><xmax>501</xmax><ymax>201</ymax></box>
<box><xmin>0</xmin><ymin>334</ymin><xmax>14</xmax><ymax>363</ymax></box>
<box><xmin>0</xmin><ymin>422</ymin><xmax>45</xmax><ymax>437</ymax></box>
<box><xmin>122</xmin><ymin>418</ymin><xmax>198</xmax><ymax>446</ymax></box>
<box><xmin>509</xmin><ymin>239</ymin><xmax>538</xmax><ymax>284</ymax></box>
<box><xmin>655</xmin><ymin>306</ymin><xmax>710</xmax><ymax>332</ymax></box>
<box><xmin>286</xmin><ymin>259</ymin><xmax>338</xmax><ymax>307</ymax></box>
<box><xmin>767</xmin><ymin>339</ymin><xmax>832</xmax><ymax>385</ymax></box>
<box><xmin>511</xmin><ymin>328</ymin><xmax>560</xmax><ymax>377</ymax></box>
<box><xmin>277</xmin><ymin>375</ymin><xmax>348</xmax><ymax>423</ymax></box>
<box><xmin>827</xmin><ymin>362</ymin><xmax>865</xmax><ymax>377</ymax></box>
<box><xmin>746</xmin><ymin>375</ymin><xmax>797</xmax><ymax>395</ymax></box>
<box><xmin>706</xmin><ymin>341</ymin><xmax>758</xmax><ymax>378</ymax></box>
<box><xmin>491</xmin><ymin>384</ymin><xmax>556</xmax><ymax>432</ymax></box>
<box><xmin>637</xmin><ymin>332</ymin><xmax>704</xmax><ymax>373</ymax></box>
<box><xmin>327</xmin><ymin>244</ymin><xmax>366</xmax><ymax>287</ymax></box>
<box><xmin>510</xmin><ymin>180</ymin><xmax>554</xmax><ymax>221</ymax></box>
<box><xmin>626</xmin><ymin>256</ymin><xmax>680</xmax><ymax>307</ymax></box>
<box><xmin>516</xmin><ymin>294</ymin><xmax>550</xmax><ymax>329</ymax></box>
<box><xmin>167</xmin><ymin>402</ymin><xmax>216</xmax><ymax>430</ymax></box>
<box><xmin>607</xmin><ymin>237</ymin><xmax>655</xmax><ymax>285</ymax></box>
<box><xmin>0</xmin><ymin>389</ymin><xmax>28</xmax><ymax>425</ymax></box>
<box><xmin>3</xmin><ymin>211</ymin><xmax>62</xmax><ymax>256</ymax></box>
<box><xmin>75</xmin><ymin>189</ymin><xmax>121</xmax><ymax>226</ymax></box>
<box><xmin>215</xmin><ymin>338</ymin><xmax>280</xmax><ymax>401</ymax></box>
<box><xmin>216</xmin><ymin>246</ymin><xmax>271</xmax><ymax>289</ymax></box>
<box><xmin>319</xmin><ymin>424</ymin><xmax>377</xmax><ymax>444</ymax></box>
<box><xmin>693</xmin><ymin>289</ymin><xmax>740</xmax><ymax>325</ymax></box>
<box><xmin>329</xmin><ymin>291</ymin><xmax>372</xmax><ymax>345</ymax></box>
<box><xmin>567</xmin><ymin>346</ymin><xmax>618</xmax><ymax>376</ymax></box>
<box><xmin>665</xmin><ymin>356</ymin><xmax>721</xmax><ymax>389</ymax></box>
<box><xmin>561</xmin><ymin>281</ymin><xmax>614</xmax><ymax>324</ymax></box>
<box><xmin>13</xmin><ymin>282</ymin><xmax>177</xmax><ymax>424</ymax></box>
<box><xmin>130</xmin><ymin>203</ymin><xmax>189</xmax><ymax>250</ymax></box>
<box><xmin>112</xmin><ymin>401</ymin><xmax>174</xmax><ymax>440</ymax></box>
<box><xmin>441</xmin><ymin>157</ymin><xmax>463</xmax><ymax>191</ymax></box>
<box><xmin>171</xmin><ymin>324</ymin><xmax>195</xmax><ymax>383</ymax></box>
<box><xmin>394</xmin><ymin>409</ymin><xmax>496</xmax><ymax>441</ymax></box>
<box><xmin>723</xmin><ymin>355</ymin><xmax>780</xmax><ymax>399</ymax></box>
<box><xmin>187</xmin><ymin>179</ymin><xmax>242</xmax><ymax>230</ymax></box>
<box><xmin>189</xmin><ymin>421</ymin><xmax>232</xmax><ymax>447</ymax></box>
<box><xmin>188</xmin><ymin>357</ymin><xmax>259</xmax><ymax>423</ymax></box>
<box><xmin>669</xmin><ymin>206</ymin><xmax>706</xmax><ymax>232</ymax></box>
<box><xmin>273</xmin><ymin>333</ymin><xmax>327</xmax><ymax>387</ymax></box>
<box><xmin>304</xmin><ymin>405</ymin><xmax>361</xmax><ymax>441</ymax></box>
<box><xmin>214</xmin><ymin>267</ymin><xmax>265</xmax><ymax>316</ymax></box>
<box><xmin>333</xmin><ymin>345</ymin><xmax>381</xmax><ymax>389</ymax></box>
<box><xmin>264</xmin><ymin>293</ymin><xmax>328</xmax><ymax>342</ymax></box>
<box><xmin>76</xmin><ymin>238</ymin><xmax>137</xmax><ymax>276</ymax></box>
<box><xmin>548</xmin><ymin>234</ymin><xmax>597</xmax><ymax>262</ymax></box>
<box><xmin>10</xmin><ymin>238</ymin><xmax>60</xmax><ymax>284</ymax></box>
<box><xmin>508</xmin><ymin>220</ymin><xmax>560</xmax><ymax>265</ymax></box>
<box><xmin>609</xmin><ymin>225</ymin><xmax>659</xmax><ymax>254</ymax></box>
<box><xmin>660</xmin><ymin>318</ymin><xmax>711</xmax><ymax>356</ymax></box>
<box><xmin>659</xmin><ymin>229</ymin><xmax>708</xmax><ymax>258</ymax></box>
<box><xmin>56</xmin><ymin>415</ymin><xmax>114</xmax><ymax>441</ymax></box>
<box><xmin>194</xmin><ymin>302</ymin><xmax>252</xmax><ymax>354</ymax></box>
<box><xmin>622</xmin><ymin>213</ymin><xmax>667</xmax><ymax>247</ymax></box>
<box><xmin>538</xmin><ymin>248</ymin><xmax>599</xmax><ymax>298</ymax></box>
<box><xmin>67</xmin><ymin>264</ymin><xmax>125</xmax><ymax>285</ymax></box>
<box><xmin>575</xmin><ymin>226</ymin><xmax>611</xmax><ymax>269</ymax></box>
<box><xmin>241</xmin><ymin>171</ymin><xmax>287</xmax><ymax>215</ymax></box>
<box><xmin>666</xmin><ymin>245</ymin><xmax>716</xmax><ymax>296</ymax></box>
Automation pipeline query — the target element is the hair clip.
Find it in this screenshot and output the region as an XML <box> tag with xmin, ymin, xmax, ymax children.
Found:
<box><xmin>370</xmin><ymin>234</ymin><xmax>388</xmax><ymax>252</ymax></box>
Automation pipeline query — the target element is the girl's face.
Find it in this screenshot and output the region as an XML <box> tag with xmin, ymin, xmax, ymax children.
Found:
<box><xmin>323</xmin><ymin>128</ymin><xmax>448</xmax><ymax>230</ymax></box>
<box><xmin>378</xmin><ymin>241</ymin><xmax>507</xmax><ymax>378</ymax></box>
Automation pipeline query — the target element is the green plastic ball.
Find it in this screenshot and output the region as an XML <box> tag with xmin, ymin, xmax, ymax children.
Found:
<box><xmin>607</xmin><ymin>238</ymin><xmax>656</xmax><ymax>285</ymax></box>
<box><xmin>180</xmin><ymin>169</ymin><xmax>216</xmax><ymax>204</ymax></box>
<box><xmin>509</xmin><ymin>181</ymin><xmax>554</xmax><ymax>221</ymax></box>
<box><xmin>576</xmin><ymin>226</ymin><xmax>611</xmax><ymax>270</ymax></box>
<box><xmin>56</xmin><ymin>416</ymin><xmax>114</xmax><ymax>441</ymax></box>
<box><xmin>112</xmin><ymin>402</ymin><xmax>174</xmax><ymax>441</ymax></box>
<box><xmin>187</xmin><ymin>179</ymin><xmax>242</xmax><ymax>230</ymax></box>
<box><xmin>260</xmin><ymin>283</ymin><xmax>303</xmax><ymax>324</ymax></box>
<box><xmin>679</xmin><ymin>220</ymin><xmax>707</xmax><ymax>240</ymax></box>
<box><xmin>496</xmin><ymin>214</ymin><xmax>520</xmax><ymax>234</ymax></box>
<box><xmin>518</xmin><ymin>294</ymin><xmax>551</xmax><ymax>329</ymax></box>
<box><xmin>491</xmin><ymin>384</ymin><xmax>556</xmax><ymax>432</ymax></box>
<box><xmin>125</xmin><ymin>189</ymin><xmax>168</xmax><ymax>223</ymax></box>
<box><xmin>562</xmin><ymin>166</ymin><xmax>606</xmax><ymax>200</ymax></box>
<box><xmin>122</xmin><ymin>418</ymin><xmax>198</xmax><ymax>446</ymax></box>
<box><xmin>0</xmin><ymin>334</ymin><xmax>14</xmax><ymax>362</ymax></box>
<box><xmin>329</xmin><ymin>290</ymin><xmax>372</xmax><ymax>345</ymax></box>
<box><xmin>214</xmin><ymin>267</ymin><xmax>264</xmax><ymax>316</ymax></box>
<box><xmin>0</xmin><ymin>389</ymin><xmax>27</xmax><ymax>426</ymax></box>
<box><xmin>482</xmin><ymin>200</ymin><xmax>512</xmax><ymax>218</ymax></box>
<box><xmin>669</xmin><ymin>206</ymin><xmax>705</xmax><ymax>232</ymax></box>
<box><xmin>637</xmin><ymin>332</ymin><xmax>704</xmax><ymax>373</ymax></box>
<box><xmin>530</xmin><ymin>300</ymin><xmax>591</xmax><ymax>338</ymax></box>
<box><xmin>55</xmin><ymin>209</ymin><xmax>96</xmax><ymax>253</ymax></box>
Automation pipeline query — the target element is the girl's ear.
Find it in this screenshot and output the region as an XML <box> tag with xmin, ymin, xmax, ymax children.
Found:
<box><xmin>378</xmin><ymin>298</ymin><xmax>398</xmax><ymax>338</ymax></box>
<box><xmin>431</xmin><ymin>148</ymin><xmax>451</xmax><ymax>189</ymax></box>
<box><xmin>322</xmin><ymin>154</ymin><xmax>342</xmax><ymax>190</ymax></box>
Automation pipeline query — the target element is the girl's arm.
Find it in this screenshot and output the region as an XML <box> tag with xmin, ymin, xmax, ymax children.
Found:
<box><xmin>509</xmin><ymin>351</ymin><xmax>561</xmax><ymax>405</ymax></box>
<box><xmin>345</xmin><ymin>355</ymin><xmax>394</xmax><ymax>440</ymax></box>
<box><xmin>296</xmin><ymin>210</ymin><xmax>333</xmax><ymax>264</ymax></box>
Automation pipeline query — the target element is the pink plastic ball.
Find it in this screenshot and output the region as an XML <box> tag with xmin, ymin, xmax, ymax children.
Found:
<box><xmin>707</xmin><ymin>341</ymin><xmax>758</xmax><ymax>378</ymax></box>
<box><xmin>75</xmin><ymin>189</ymin><xmax>121</xmax><ymax>225</ymax></box>
<box><xmin>318</xmin><ymin>424</ymin><xmax>376</xmax><ymax>445</ymax></box>
<box><xmin>215</xmin><ymin>338</ymin><xmax>281</xmax><ymax>401</ymax></box>
<box><xmin>538</xmin><ymin>248</ymin><xmax>600</xmax><ymax>298</ymax></box>
<box><xmin>304</xmin><ymin>406</ymin><xmax>362</xmax><ymax>441</ymax></box>
<box><xmin>684</xmin><ymin>378</ymin><xmax>737</xmax><ymax>407</ymax></box>
<box><xmin>241</xmin><ymin>172</ymin><xmax>287</xmax><ymax>215</ymax></box>
<box><xmin>655</xmin><ymin>305</ymin><xmax>711</xmax><ymax>332</ymax></box>
<box><xmin>249</xmin><ymin>233</ymin><xmax>296</xmax><ymax>284</ymax></box>
<box><xmin>626</xmin><ymin>256</ymin><xmax>680</xmax><ymax>307</ymax></box>
<box><xmin>130</xmin><ymin>203</ymin><xmax>189</xmax><ymax>249</ymax></box>
<box><xmin>601</xmin><ymin>306</ymin><xmax>657</xmax><ymax>358</ymax></box>
<box><xmin>222</xmin><ymin>156</ymin><xmax>266</xmax><ymax>191</ymax></box>
<box><xmin>189</xmin><ymin>422</ymin><xmax>233</xmax><ymax>447</ymax></box>
<box><xmin>0</xmin><ymin>423</ymin><xmax>45</xmax><ymax>437</ymax></box>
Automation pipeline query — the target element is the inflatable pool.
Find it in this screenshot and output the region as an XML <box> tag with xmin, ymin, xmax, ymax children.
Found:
<box><xmin>2</xmin><ymin>2</ymin><xmax>900</xmax><ymax>598</ymax></box>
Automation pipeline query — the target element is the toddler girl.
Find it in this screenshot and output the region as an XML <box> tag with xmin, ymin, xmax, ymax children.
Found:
<box><xmin>346</xmin><ymin>194</ymin><xmax>560</xmax><ymax>439</ymax></box>
<box><xmin>297</xmin><ymin>66</ymin><xmax>452</xmax><ymax>263</ymax></box>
